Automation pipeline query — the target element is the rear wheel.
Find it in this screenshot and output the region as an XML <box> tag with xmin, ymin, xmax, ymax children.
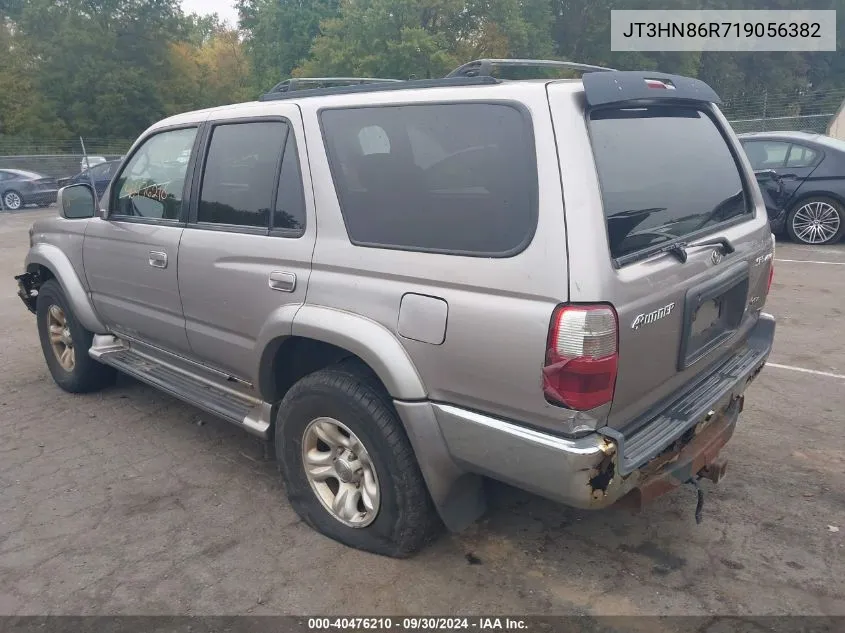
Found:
<box><xmin>276</xmin><ymin>362</ymin><xmax>438</xmax><ymax>557</ymax></box>
<box><xmin>2</xmin><ymin>190</ymin><xmax>23</xmax><ymax>211</ymax></box>
<box><xmin>786</xmin><ymin>197</ymin><xmax>844</xmax><ymax>245</ymax></box>
<box><xmin>36</xmin><ymin>279</ymin><xmax>116</xmax><ymax>393</ymax></box>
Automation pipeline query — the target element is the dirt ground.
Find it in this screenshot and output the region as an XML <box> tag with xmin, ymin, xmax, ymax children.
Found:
<box><xmin>1</xmin><ymin>209</ymin><xmax>843</xmax><ymax>617</ymax></box>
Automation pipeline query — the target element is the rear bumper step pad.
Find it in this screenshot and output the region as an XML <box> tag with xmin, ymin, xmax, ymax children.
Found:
<box><xmin>601</xmin><ymin>312</ymin><xmax>775</xmax><ymax>475</ymax></box>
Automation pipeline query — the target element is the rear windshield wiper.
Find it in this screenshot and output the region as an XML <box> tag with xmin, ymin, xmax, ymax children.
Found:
<box><xmin>624</xmin><ymin>235</ymin><xmax>736</xmax><ymax>266</ymax></box>
<box><xmin>654</xmin><ymin>240</ymin><xmax>690</xmax><ymax>263</ymax></box>
<box><xmin>687</xmin><ymin>235</ymin><xmax>735</xmax><ymax>255</ymax></box>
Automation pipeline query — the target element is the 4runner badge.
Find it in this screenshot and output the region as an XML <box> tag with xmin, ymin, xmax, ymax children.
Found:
<box><xmin>754</xmin><ymin>252</ymin><xmax>773</xmax><ymax>266</ymax></box>
<box><xmin>632</xmin><ymin>302</ymin><xmax>676</xmax><ymax>330</ymax></box>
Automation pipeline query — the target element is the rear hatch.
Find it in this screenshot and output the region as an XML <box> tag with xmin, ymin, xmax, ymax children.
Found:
<box><xmin>547</xmin><ymin>72</ymin><xmax>774</xmax><ymax>432</ymax></box>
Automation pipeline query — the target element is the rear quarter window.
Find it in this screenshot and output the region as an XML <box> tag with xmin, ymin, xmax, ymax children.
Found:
<box><xmin>319</xmin><ymin>102</ymin><xmax>537</xmax><ymax>256</ymax></box>
<box><xmin>589</xmin><ymin>106</ymin><xmax>750</xmax><ymax>261</ymax></box>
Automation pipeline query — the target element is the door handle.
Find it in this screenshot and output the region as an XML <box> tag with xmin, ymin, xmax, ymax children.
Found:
<box><xmin>268</xmin><ymin>271</ymin><xmax>296</xmax><ymax>293</ymax></box>
<box><xmin>149</xmin><ymin>251</ymin><xmax>168</xmax><ymax>269</ymax></box>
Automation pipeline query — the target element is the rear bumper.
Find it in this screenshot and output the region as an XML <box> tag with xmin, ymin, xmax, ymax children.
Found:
<box><xmin>434</xmin><ymin>312</ymin><xmax>775</xmax><ymax>510</ymax></box>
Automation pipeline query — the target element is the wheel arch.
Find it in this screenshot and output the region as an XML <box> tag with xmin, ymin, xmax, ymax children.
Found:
<box><xmin>787</xmin><ymin>188</ymin><xmax>845</xmax><ymax>213</ymax></box>
<box><xmin>255</xmin><ymin>306</ymin><xmax>485</xmax><ymax>532</ymax></box>
<box><xmin>257</xmin><ymin>305</ymin><xmax>427</xmax><ymax>403</ymax></box>
<box><xmin>25</xmin><ymin>243</ymin><xmax>107</xmax><ymax>333</ymax></box>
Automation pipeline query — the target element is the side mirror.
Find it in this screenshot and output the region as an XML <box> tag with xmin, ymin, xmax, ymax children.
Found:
<box><xmin>58</xmin><ymin>183</ymin><xmax>96</xmax><ymax>219</ymax></box>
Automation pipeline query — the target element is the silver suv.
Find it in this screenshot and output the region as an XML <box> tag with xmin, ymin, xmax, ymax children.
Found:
<box><xmin>15</xmin><ymin>60</ymin><xmax>776</xmax><ymax>557</ymax></box>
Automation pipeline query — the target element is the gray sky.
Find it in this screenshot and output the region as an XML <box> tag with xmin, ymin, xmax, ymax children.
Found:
<box><xmin>181</xmin><ymin>0</ymin><xmax>239</xmax><ymax>27</ymax></box>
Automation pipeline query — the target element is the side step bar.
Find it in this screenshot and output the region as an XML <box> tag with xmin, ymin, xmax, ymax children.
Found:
<box><xmin>89</xmin><ymin>336</ymin><xmax>272</xmax><ymax>439</ymax></box>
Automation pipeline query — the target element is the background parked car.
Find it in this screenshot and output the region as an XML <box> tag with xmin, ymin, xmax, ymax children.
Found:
<box><xmin>0</xmin><ymin>169</ymin><xmax>58</xmax><ymax>211</ymax></box>
<box><xmin>79</xmin><ymin>155</ymin><xmax>107</xmax><ymax>172</ymax></box>
<box><xmin>739</xmin><ymin>131</ymin><xmax>845</xmax><ymax>245</ymax></box>
<box><xmin>61</xmin><ymin>160</ymin><xmax>120</xmax><ymax>199</ymax></box>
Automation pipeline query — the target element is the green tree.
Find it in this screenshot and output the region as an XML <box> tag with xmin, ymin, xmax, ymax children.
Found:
<box><xmin>181</xmin><ymin>11</ymin><xmax>226</xmax><ymax>46</ymax></box>
<box><xmin>0</xmin><ymin>18</ymin><xmax>71</xmax><ymax>137</ymax></box>
<box><xmin>237</xmin><ymin>0</ymin><xmax>341</xmax><ymax>91</ymax></box>
<box><xmin>162</xmin><ymin>28</ymin><xmax>254</xmax><ymax>113</ymax></box>
<box><xmin>296</xmin><ymin>0</ymin><xmax>555</xmax><ymax>79</ymax></box>
<box><xmin>6</xmin><ymin>0</ymin><xmax>185</xmax><ymax>138</ymax></box>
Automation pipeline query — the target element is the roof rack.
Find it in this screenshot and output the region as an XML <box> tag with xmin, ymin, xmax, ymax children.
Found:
<box><xmin>266</xmin><ymin>77</ymin><xmax>403</xmax><ymax>94</ymax></box>
<box><xmin>259</xmin><ymin>75</ymin><xmax>499</xmax><ymax>102</ymax></box>
<box><xmin>446</xmin><ymin>58</ymin><xmax>616</xmax><ymax>78</ymax></box>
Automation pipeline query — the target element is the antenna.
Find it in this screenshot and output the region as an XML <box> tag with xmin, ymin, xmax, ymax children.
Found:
<box><xmin>80</xmin><ymin>137</ymin><xmax>98</xmax><ymax>207</ymax></box>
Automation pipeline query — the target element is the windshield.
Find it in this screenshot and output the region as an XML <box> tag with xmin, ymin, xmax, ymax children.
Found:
<box><xmin>589</xmin><ymin>105</ymin><xmax>750</xmax><ymax>260</ymax></box>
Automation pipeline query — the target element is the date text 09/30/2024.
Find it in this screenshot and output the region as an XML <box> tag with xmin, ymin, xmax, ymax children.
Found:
<box><xmin>307</xmin><ymin>618</ymin><xmax>528</xmax><ymax>631</ymax></box>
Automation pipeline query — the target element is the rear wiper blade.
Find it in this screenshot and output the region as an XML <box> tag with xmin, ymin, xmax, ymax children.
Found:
<box><xmin>652</xmin><ymin>236</ymin><xmax>736</xmax><ymax>264</ymax></box>
<box><xmin>655</xmin><ymin>240</ymin><xmax>689</xmax><ymax>263</ymax></box>
<box><xmin>617</xmin><ymin>235</ymin><xmax>736</xmax><ymax>267</ymax></box>
<box><xmin>687</xmin><ymin>235</ymin><xmax>735</xmax><ymax>255</ymax></box>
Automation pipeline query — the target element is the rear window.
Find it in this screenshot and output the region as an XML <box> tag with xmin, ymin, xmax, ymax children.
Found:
<box><xmin>320</xmin><ymin>103</ymin><xmax>537</xmax><ymax>256</ymax></box>
<box><xmin>589</xmin><ymin>106</ymin><xmax>749</xmax><ymax>261</ymax></box>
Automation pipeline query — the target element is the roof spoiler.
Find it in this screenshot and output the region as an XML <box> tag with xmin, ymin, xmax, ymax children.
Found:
<box><xmin>582</xmin><ymin>71</ymin><xmax>722</xmax><ymax>107</ymax></box>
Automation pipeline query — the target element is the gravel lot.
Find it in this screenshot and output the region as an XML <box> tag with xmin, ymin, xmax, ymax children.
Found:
<box><xmin>1</xmin><ymin>209</ymin><xmax>844</xmax><ymax>617</ymax></box>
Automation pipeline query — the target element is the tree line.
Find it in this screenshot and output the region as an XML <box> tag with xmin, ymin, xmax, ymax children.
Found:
<box><xmin>1</xmin><ymin>0</ymin><xmax>844</xmax><ymax>141</ymax></box>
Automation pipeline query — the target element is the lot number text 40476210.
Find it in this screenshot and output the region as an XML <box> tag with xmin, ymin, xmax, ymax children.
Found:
<box><xmin>307</xmin><ymin>617</ymin><xmax>529</xmax><ymax>631</ymax></box>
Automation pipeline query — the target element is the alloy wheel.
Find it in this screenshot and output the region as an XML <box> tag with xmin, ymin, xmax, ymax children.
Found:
<box><xmin>791</xmin><ymin>201</ymin><xmax>842</xmax><ymax>244</ymax></box>
<box><xmin>3</xmin><ymin>192</ymin><xmax>22</xmax><ymax>210</ymax></box>
<box><xmin>301</xmin><ymin>417</ymin><xmax>381</xmax><ymax>527</ymax></box>
<box><xmin>47</xmin><ymin>305</ymin><xmax>75</xmax><ymax>371</ymax></box>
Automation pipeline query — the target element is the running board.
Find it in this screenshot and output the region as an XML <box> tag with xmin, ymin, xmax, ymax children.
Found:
<box><xmin>89</xmin><ymin>336</ymin><xmax>272</xmax><ymax>439</ymax></box>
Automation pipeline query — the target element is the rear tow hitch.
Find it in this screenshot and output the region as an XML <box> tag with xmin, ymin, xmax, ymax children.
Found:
<box><xmin>686</xmin><ymin>478</ymin><xmax>705</xmax><ymax>524</ymax></box>
<box><xmin>687</xmin><ymin>458</ymin><xmax>729</xmax><ymax>524</ymax></box>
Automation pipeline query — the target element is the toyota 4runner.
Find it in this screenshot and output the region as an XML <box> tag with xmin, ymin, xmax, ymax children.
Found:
<box><xmin>15</xmin><ymin>60</ymin><xmax>776</xmax><ymax>557</ymax></box>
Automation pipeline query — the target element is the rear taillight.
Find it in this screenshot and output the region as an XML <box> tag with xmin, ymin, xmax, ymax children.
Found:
<box><xmin>766</xmin><ymin>234</ymin><xmax>775</xmax><ymax>294</ymax></box>
<box><xmin>543</xmin><ymin>304</ymin><xmax>619</xmax><ymax>411</ymax></box>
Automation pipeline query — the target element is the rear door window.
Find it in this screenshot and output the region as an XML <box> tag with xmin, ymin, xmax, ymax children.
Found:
<box><xmin>785</xmin><ymin>144</ymin><xmax>820</xmax><ymax>168</ymax></box>
<box><xmin>742</xmin><ymin>140</ymin><xmax>790</xmax><ymax>169</ymax></box>
<box><xmin>273</xmin><ymin>130</ymin><xmax>306</xmax><ymax>233</ymax></box>
<box><xmin>589</xmin><ymin>106</ymin><xmax>750</xmax><ymax>261</ymax></box>
<box><xmin>320</xmin><ymin>103</ymin><xmax>537</xmax><ymax>256</ymax></box>
<box><xmin>198</xmin><ymin>121</ymin><xmax>287</xmax><ymax>229</ymax></box>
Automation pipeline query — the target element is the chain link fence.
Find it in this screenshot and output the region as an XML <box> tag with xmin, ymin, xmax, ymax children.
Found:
<box><xmin>722</xmin><ymin>88</ymin><xmax>845</xmax><ymax>135</ymax></box>
<box><xmin>0</xmin><ymin>138</ymin><xmax>131</xmax><ymax>181</ymax></box>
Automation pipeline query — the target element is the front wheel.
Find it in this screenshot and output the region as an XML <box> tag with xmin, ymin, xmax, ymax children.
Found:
<box><xmin>2</xmin><ymin>190</ymin><xmax>23</xmax><ymax>211</ymax></box>
<box><xmin>276</xmin><ymin>362</ymin><xmax>439</xmax><ymax>557</ymax></box>
<box><xmin>786</xmin><ymin>197</ymin><xmax>844</xmax><ymax>245</ymax></box>
<box><xmin>36</xmin><ymin>279</ymin><xmax>116</xmax><ymax>393</ymax></box>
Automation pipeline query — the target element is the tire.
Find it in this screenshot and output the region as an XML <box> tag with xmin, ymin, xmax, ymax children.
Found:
<box><xmin>2</xmin><ymin>190</ymin><xmax>23</xmax><ymax>211</ymax></box>
<box><xmin>276</xmin><ymin>361</ymin><xmax>439</xmax><ymax>557</ymax></box>
<box><xmin>36</xmin><ymin>279</ymin><xmax>116</xmax><ymax>393</ymax></box>
<box><xmin>786</xmin><ymin>196</ymin><xmax>845</xmax><ymax>245</ymax></box>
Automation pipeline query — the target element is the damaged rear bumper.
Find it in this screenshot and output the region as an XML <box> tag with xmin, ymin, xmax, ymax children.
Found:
<box><xmin>433</xmin><ymin>312</ymin><xmax>775</xmax><ymax>510</ymax></box>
